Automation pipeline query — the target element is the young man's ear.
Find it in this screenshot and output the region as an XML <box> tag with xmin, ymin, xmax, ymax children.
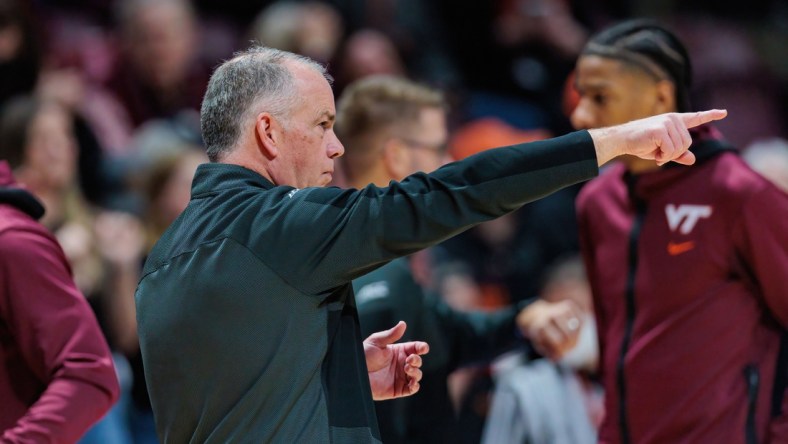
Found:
<box><xmin>382</xmin><ymin>138</ymin><xmax>410</xmax><ymax>181</ymax></box>
<box><xmin>654</xmin><ymin>80</ymin><xmax>677</xmax><ymax>114</ymax></box>
<box><xmin>256</xmin><ymin>113</ymin><xmax>280</xmax><ymax>159</ymax></box>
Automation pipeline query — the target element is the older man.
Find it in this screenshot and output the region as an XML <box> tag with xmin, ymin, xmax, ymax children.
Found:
<box><xmin>135</xmin><ymin>46</ymin><xmax>725</xmax><ymax>443</ymax></box>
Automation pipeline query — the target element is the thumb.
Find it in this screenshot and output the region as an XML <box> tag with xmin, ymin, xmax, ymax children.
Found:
<box><xmin>365</xmin><ymin>321</ymin><xmax>407</xmax><ymax>347</ymax></box>
<box><xmin>678</xmin><ymin>109</ymin><xmax>727</xmax><ymax>129</ymax></box>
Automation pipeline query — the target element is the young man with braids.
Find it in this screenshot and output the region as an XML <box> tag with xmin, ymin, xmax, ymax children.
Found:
<box><xmin>571</xmin><ymin>20</ymin><xmax>788</xmax><ymax>444</ymax></box>
<box><xmin>134</xmin><ymin>45</ymin><xmax>725</xmax><ymax>443</ymax></box>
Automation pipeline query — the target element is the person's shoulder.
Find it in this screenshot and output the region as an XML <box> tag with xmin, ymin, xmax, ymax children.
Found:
<box><xmin>0</xmin><ymin>205</ymin><xmax>63</xmax><ymax>264</ymax></box>
<box><xmin>705</xmin><ymin>152</ymin><xmax>777</xmax><ymax>197</ymax></box>
<box><xmin>287</xmin><ymin>185</ymin><xmax>362</xmax><ymax>207</ymax></box>
<box><xmin>0</xmin><ymin>204</ymin><xmax>53</xmax><ymax>245</ymax></box>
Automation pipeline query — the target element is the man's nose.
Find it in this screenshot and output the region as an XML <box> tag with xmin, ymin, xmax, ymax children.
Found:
<box><xmin>328</xmin><ymin>131</ymin><xmax>345</xmax><ymax>159</ymax></box>
<box><xmin>570</xmin><ymin>102</ymin><xmax>594</xmax><ymax>130</ymax></box>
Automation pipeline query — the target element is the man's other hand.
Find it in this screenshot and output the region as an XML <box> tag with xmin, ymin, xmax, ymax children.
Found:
<box><xmin>364</xmin><ymin>321</ymin><xmax>429</xmax><ymax>401</ymax></box>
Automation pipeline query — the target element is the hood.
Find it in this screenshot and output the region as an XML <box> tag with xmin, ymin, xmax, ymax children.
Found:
<box><xmin>678</xmin><ymin>124</ymin><xmax>736</xmax><ymax>165</ymax></box>
<box><xmin>624</xmin><ymin>125</ymin><xmax>737</xmax><ymax>200</ymax></box>
<box><xmin>0</xmin><ymin>161</ymin><xmax>45</xmax><ymax>220</ymax></box>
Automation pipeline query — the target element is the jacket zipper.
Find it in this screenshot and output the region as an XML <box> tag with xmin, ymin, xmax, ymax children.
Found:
<box><xmin>619</xmin><ymin>180</ymin><xmax>645</xmax><ymax>444</ymax></box>
<box><xmin>745</xmin><ymin>364</ymin><xmax>759</xmax><ymax>444</ymax></box>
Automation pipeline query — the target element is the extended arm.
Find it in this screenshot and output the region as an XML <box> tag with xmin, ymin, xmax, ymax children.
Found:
<box><xmin>264</xmin><ymin>110</ymin><xmax>727</xmax><ymax>293</ymax></box>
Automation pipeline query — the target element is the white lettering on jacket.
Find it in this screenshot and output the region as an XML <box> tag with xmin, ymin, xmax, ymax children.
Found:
<box><xmin>665</xmin><ymin>204</ymin><xmax>713</xmax><ymax>234</ymax></box>
<box><xmin>356</xmin><ymin>281</ymin><xmax>390</xmax><ymax>305</ymax></box>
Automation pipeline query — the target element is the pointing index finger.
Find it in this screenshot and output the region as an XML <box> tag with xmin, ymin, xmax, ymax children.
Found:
<box><xmin>679</xmin><ymin>109</ymin><xmax>728</xmax><ymax>129</ymax></box>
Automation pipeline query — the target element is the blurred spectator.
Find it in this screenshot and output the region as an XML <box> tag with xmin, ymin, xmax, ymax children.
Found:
<box><xmin>0</xmin><ymin>95</ymin><xmax>144</xmax><ymax>441</ymax></box>
<box><xmin>742</xmin><ymin>138</ymin><xmax>788</xmax><ymax>193</ymax></box>
<box><xmin>495</xmin><ymin>0</ymin><xmax>588</xmax><ymax>61</ymax></box>
<box><xmin>0</xmin><ymin>160</ymin><xmax>120</xmax><ymax>442</ymax></box>
<box><xmin>143</xmin><ymin>149</ymin><xmax>207</xmax><ymax>250</ymax></box>
<box><xmin>435</xmin><ymin>0</ymin><xmax>595</xmax><ymax>135</ymax></box>
<box><xmin>19</xmin><ymin>3</ymin><xmax>135</xmax><ymax>203</ymax></box>
<box><xmin>37</xmin><ymin>27</ymin><xmax>135</xmax><ymax>159</ymax></box>
<box><xmin>121</xmin><ymin>112</ymin><xmax>203</xmax><ymax>197</ymax></box>
<box><xmin>338</xmin><ymin>75</ymin><xmax>585</xmax><ymax>444</ymax></box>
<box><xmin>192</xmin><ymin>0</ymin><xmax>273</xmax><ymax>30</ymax></box>
<box><xmin>483</xmin><ymin>256</ymin><xmax>603</xmax><ymax>444</ymax></box>
<box><xmin>247</xmin><ymin>1</ymin><xmax>344</xmax><ymax>65</ymax></box>
<box><xmin>332</xmin><ymin>29</ymin><xmax>407</xmax><ymax>95</ymax></box>
<box><xmin>572</xmin><ymin>20</ymin><xmax>788</xmax><ymax>443</ymax></box>
<box><xmin>108</xmin><ymin>0</ymin><xmax>209</xmax><ymax>128</ymax></box>
<box><xmin>330</xmin><ymin>0</ymin><xmax>460</xmax><ymax>89</ymax></box>
<box><xmin>0</xmin><ymin>97</ymin><xmax>103</xmax><ymax>291</ymax></box>
<box><xmin>0</xmin><ymin>0</ymin><xmax>40</xmax><ymax>105</ymax></box>
<box><xmin>668</xmin><ymin>17</ymin><xmax>786</xmax><ymax>147</ymax></box>
<box><xmin>34</xmin><ymin>67</ymin><xmax>125</xmax><ymax>206</ymax></box>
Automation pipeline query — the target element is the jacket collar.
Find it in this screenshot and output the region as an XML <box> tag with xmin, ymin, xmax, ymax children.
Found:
<box><xmin>673</xmin><ymin>125</ymin><xmax>736</xmax><ymax>165</ymax></box>
<box><xmin>0</xmin><ymin>161</ymin><xmax>45</xmax><ymax>220</ymax></box>
<box><xmin>191</xmin><ymin>162</ymin><xmax>276</xmax><ymax>198</ymax></box>
<box><xmin>623</xmin><ymin>125</ymin><xmax>736</xmax><ymax>199</ymax></box>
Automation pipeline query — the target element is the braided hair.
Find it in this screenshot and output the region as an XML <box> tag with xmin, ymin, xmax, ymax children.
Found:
<box><xmin>582</xmin><ymin>20</ymin><xmax>693</xmax><ymax>112</ymax></box>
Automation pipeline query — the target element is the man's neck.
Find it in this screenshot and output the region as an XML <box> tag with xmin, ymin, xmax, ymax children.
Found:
<box><xmin>621</xmin><ymin>155</ymin><xmax>661</xmax><ymax>174</ymax></box>
<box><xmin>220</xmin><ymin>150</ymin><xmax>277</xmax><ymax>185</ymax></box>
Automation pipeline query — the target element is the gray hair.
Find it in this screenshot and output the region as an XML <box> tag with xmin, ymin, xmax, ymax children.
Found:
<box><xmin>200</xmin><ymin>45</ymin><xmax>329</xmax><ymax>162</ymax></box>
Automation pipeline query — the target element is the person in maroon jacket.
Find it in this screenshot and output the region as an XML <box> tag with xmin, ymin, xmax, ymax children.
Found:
<box><xmin>571</xmin><ymin>20</ymin><xmax>788</xmax><ymax>444</ymax></box>
<box><xmin>0</xmin><ymin>160</ymin><xmax>120</xmax><ymax>442</ymax></box>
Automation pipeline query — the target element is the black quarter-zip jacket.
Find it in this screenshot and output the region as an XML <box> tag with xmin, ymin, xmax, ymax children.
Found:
<box><xmin>135</xmin><ymin>131</ymin><xmax>598</xmax><ymax>443</ymax></box>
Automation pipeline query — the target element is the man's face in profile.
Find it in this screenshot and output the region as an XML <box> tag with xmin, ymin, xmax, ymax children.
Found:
<box><xmin>270</xmin><ymin>65</ymin><xmax>345</xmax><ymax>188</ymax></box>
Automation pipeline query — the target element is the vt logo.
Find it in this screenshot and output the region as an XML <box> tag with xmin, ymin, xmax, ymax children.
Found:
<box><xmin>665</xmin><ymin>204</ymin><xmax>712</xmax><ymax>234</ymax></box>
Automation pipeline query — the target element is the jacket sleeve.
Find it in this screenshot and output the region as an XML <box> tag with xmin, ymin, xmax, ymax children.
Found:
<box><xmin>0</xmin><ymin>228</ymin><xmax>120</xmax><ymax>443</ymax></box>
<box><xmin>260</xmin><ymin>131</ymin><xmax>598</xmax><ymax>294</ymax></box>
<box><xmin>732</xmin><ymin>182</ymin><xmax>788</xmax><ymax>328</ymax></box>
<box><xmin>428</xmin><ymin>294</ymin><xmax>521</xmax><ymax>370</ymax></box>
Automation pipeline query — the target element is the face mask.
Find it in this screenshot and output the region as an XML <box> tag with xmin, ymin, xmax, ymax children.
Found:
<box><xmin>558</xmin><ymin>314</ymin><xmax>599</xmax><ymax>372</ymax></box>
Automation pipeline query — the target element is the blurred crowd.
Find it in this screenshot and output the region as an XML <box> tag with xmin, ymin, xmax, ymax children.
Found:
<box><xmin>1</xmin><ymin>0</ymin><xmax>787</xmax><ymax>442</ymax></box>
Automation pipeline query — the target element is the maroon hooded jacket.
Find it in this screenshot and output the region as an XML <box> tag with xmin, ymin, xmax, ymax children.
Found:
<box><xmin>577</xmin><ymin>129</ymin><xmax>788</xmax><ymax>444</ymax></box>
<box><xmin>0</xmin><ymin>161</ymin><xmax>119</xmax><ymax>442</ymax></box>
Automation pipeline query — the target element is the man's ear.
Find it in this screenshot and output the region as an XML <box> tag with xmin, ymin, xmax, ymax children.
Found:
<box><xmin>255</xmin><ymin>113</ymin><xmax>279</xmax><ymax>159</ymax></box>
<box><xmin>654</xmin><ymin>80</ymin><xmax>677</xmax><ymax>114</ymax></box>
<box><xmin>382</xmin><ymin>138</ymin><xmax>409</xmax><ymax>181</ymax></box>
